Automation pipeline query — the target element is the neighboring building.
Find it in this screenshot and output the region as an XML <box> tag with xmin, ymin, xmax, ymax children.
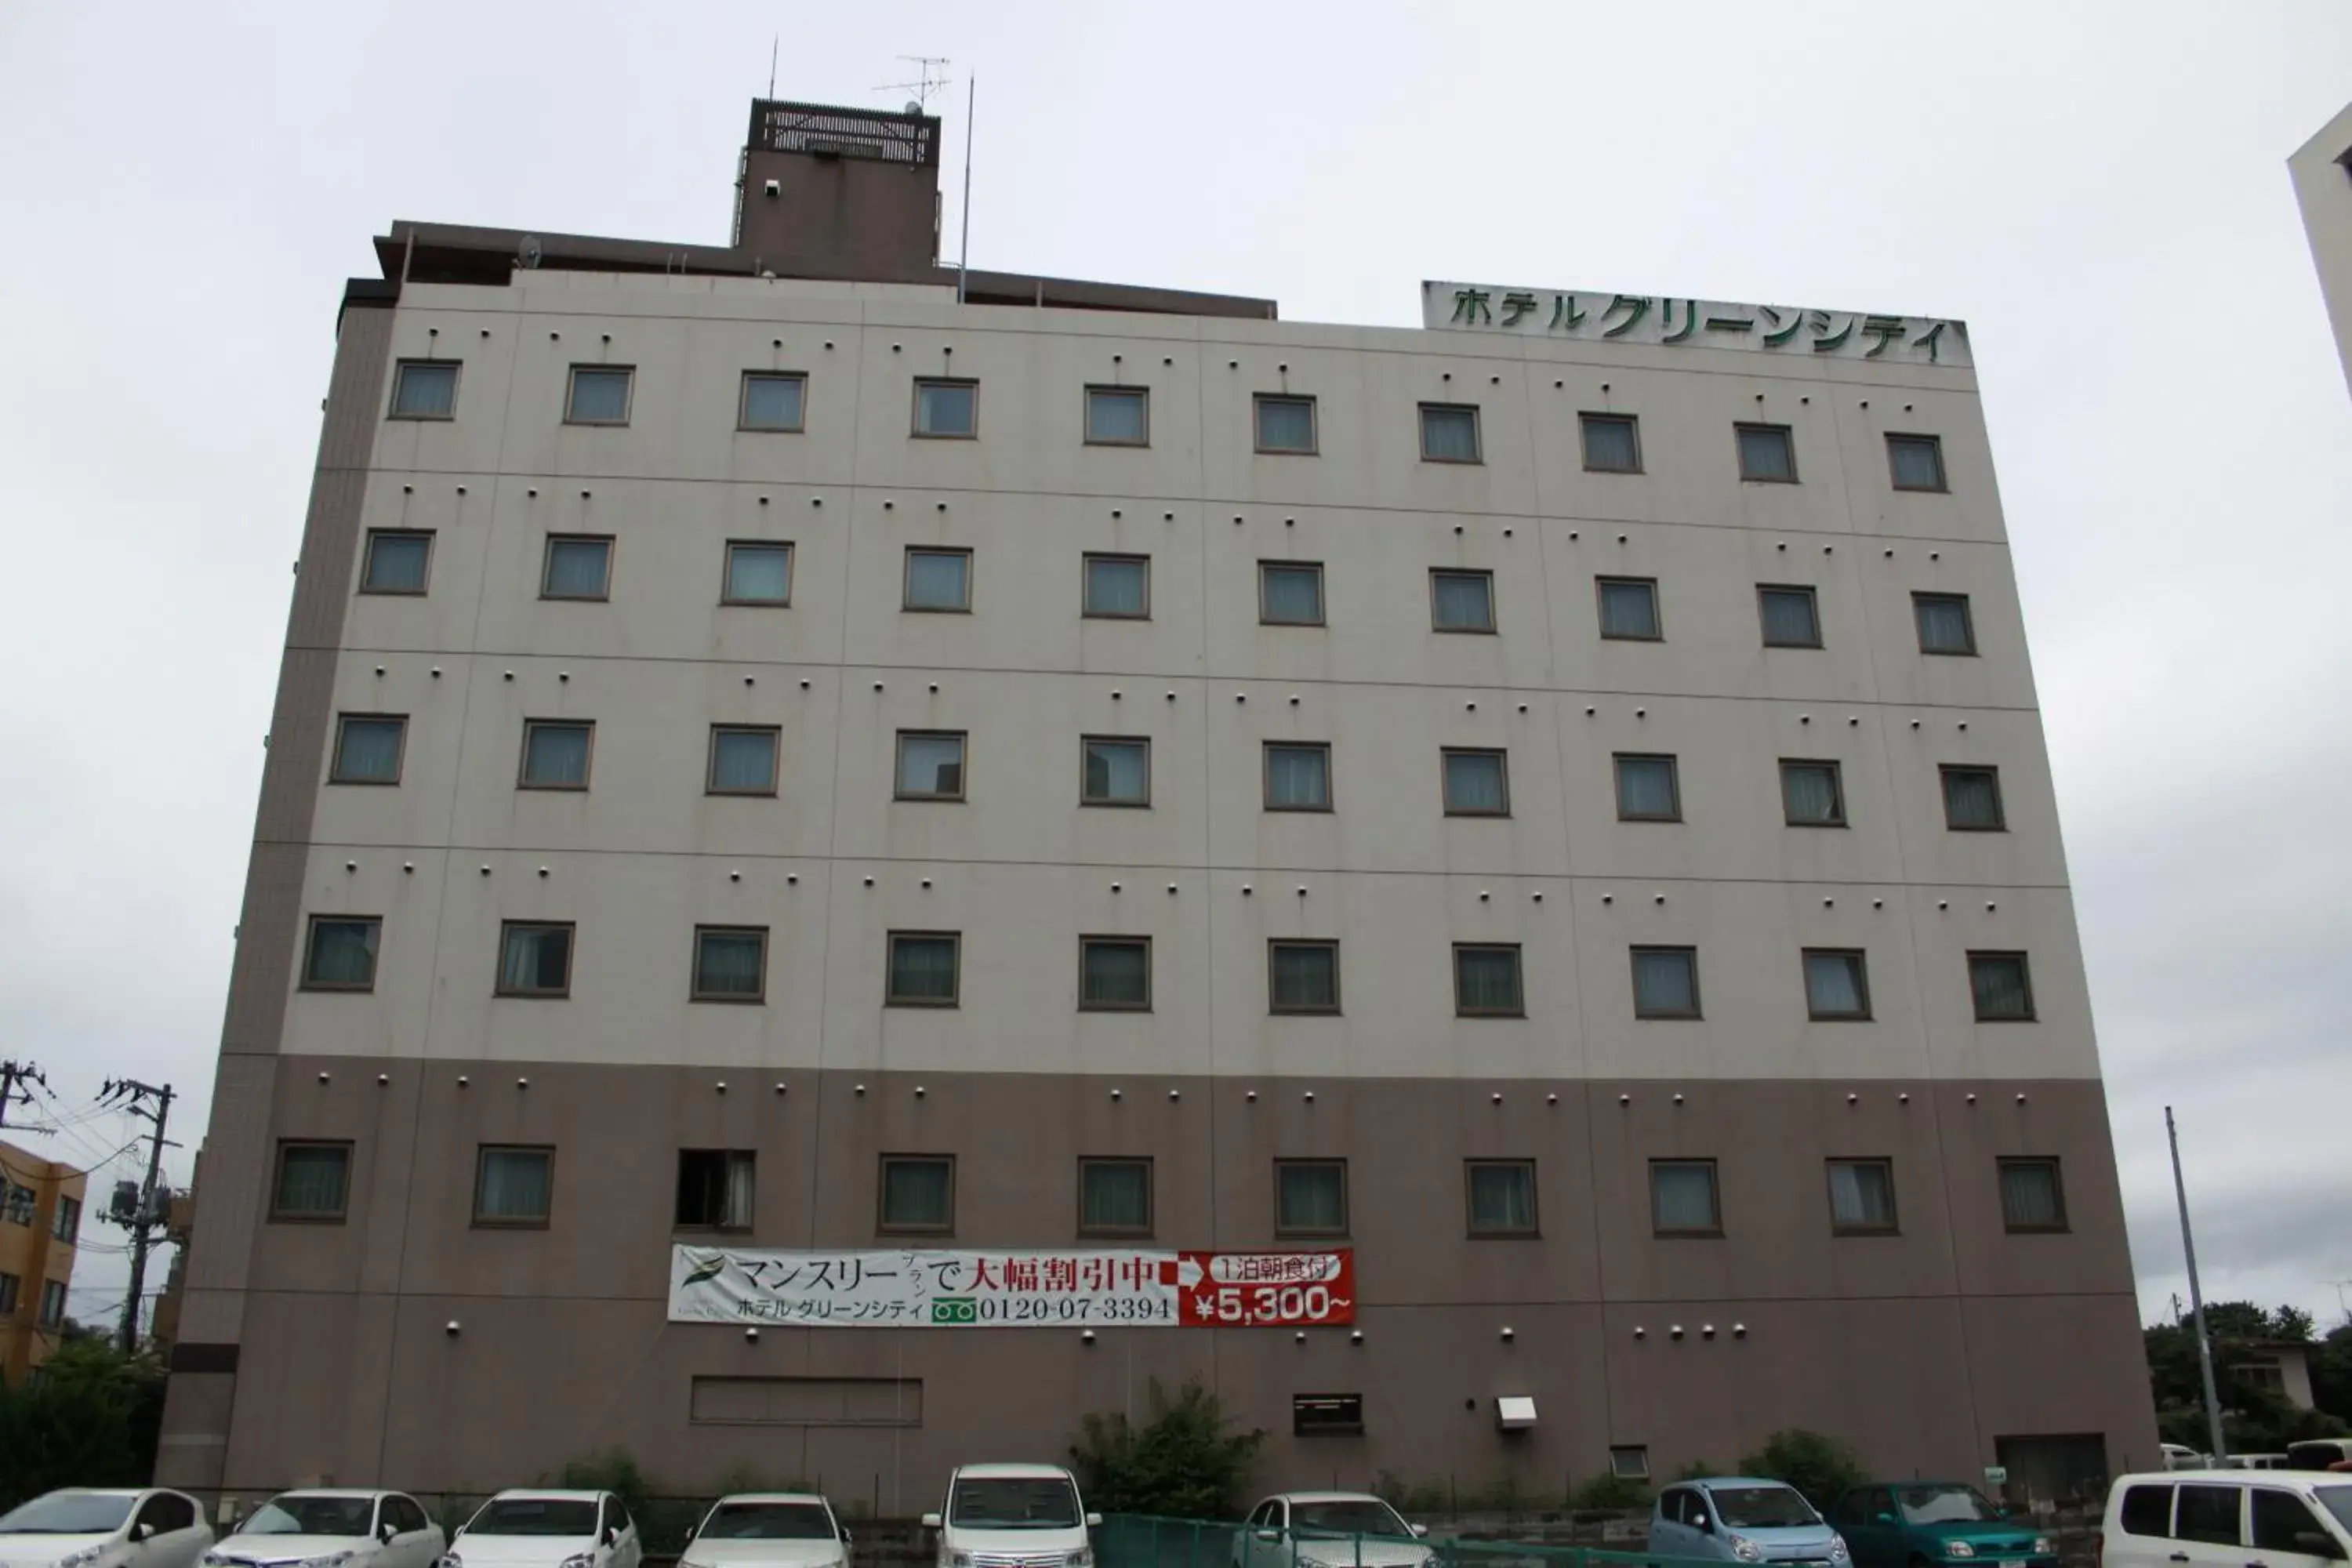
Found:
<box><xmin>0</xmin><ymin>1140</ymin><xmax>87</xmax><ymax>1381</ymax></box>
<box><xmin>158</xmin><ymin>96</ymin><xmax>2156</xmax><ymax>1505</ymax></box>
<box><xmin>2292</xmin><ymin>100</ymin><xmax>2352</xmax><ymax>395</ymax></box>
<box><xmin>2227</xmin><ymin>1341</ymin><xmax>2320</xmax><ymax>1412</ymax></box>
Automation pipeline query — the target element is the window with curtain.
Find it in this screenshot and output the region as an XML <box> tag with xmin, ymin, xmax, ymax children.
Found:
<box><xmin>303</xmin><ymin>917</ymin><xmax>379</xmax><ymax>989</ymax></box>
<box><xmin>1466</xmin><ymin>1161</ymin><xmax>1537</xmax><ymax>1234</ymax></box>
<box><xmin>0</xmin><ymin>1276</ymin><xmax>16</xmax><ymax>1314</ymax></box>
<box><xmin>723</xmin><ymin>542</ymin><xmax>793</xmax><ymax>604</ymax></box>
<box><xmin>521</xmin><ymin>720</ymin><xmax>593</xmax><ymax>788</ymax></box>
<box><xmin>1941</xmin><ymin>766</ymin><xmax>2005</xmax><ymax>830</ymax></box>
<box><xmin>739</xmin><ymin>372</ymin><xmax>806</xmax><ymax>431</ymax></box>
<box><xmin>272</xmin><ymin>1143</ymin><xmax>350</xmax><ymax>1220</ymax></box>
<box><xmin>1887</xmin><ymin>434</ymin><xmax>1947</xmax><ymax>492</ymax></box>
<box><xmin>1254</xmin><ymin>395</ymin><xmax>1317</xmax><ymax>453</ymax></box>
<box><xmin>887</xmin><ymin>933</ymin><xmax>960</xmax><ymax>1005</ymax></box>
<box><xmin>38</xmin><ymin>1280</ymin><xmax>65</xmax><ymax>1328</ymax></box>
<box><xmin>1736</xmin><ymin>423</ymin><xmax>1796</xmax><ymax>481</ymax></box>
<box><xmin>1080</xmin><ymin>938</ymin><xmax>1151</xmax><ymax>1010</ymax></box>
<box><xmin>1581</xmin><ymin>413</ymin><xmax>1642</xmax><ymax>473</ymax></box>
<box><xmin>1780</xmin><ymin>760</ymin><xmax>1846</xmax><ymax>826</ymax></box>
<box><xmin>707</xmin><ymin>727</ymin><xmax>779</xmax><ymax>794</ymax></box>
<box><xmin>1969</xmin><ymin>952</ymin><xmax>2034</xmax><ymax>1020</ymax></box>
<box><xmin>541</xmin><ymin>536</ymin><xmax>613</xmax><ymax>599</ymax></box>
<box><xmin>51</xmin><ymin>1196</ymin><xmax>78</xmax><ymax>1244</ymax></box>
<box><xmin>1998</xmin><ymin>1158</ymin><xmax>2066</xmax><ymax>1231</ymax></box>
<box><xmin>1914</xmin><ymin>593</ymin><xmax>1976</xmax><ymax>655</ymax></box>
<box><xmin>1081</xmin><ymin>738</ymin><xmax>1149</xmax><ymax>805</ymax></box>
<box><xmin>497</xmin><ymin>923</ymin><xmax>572</xmax><ymax>996</ymax></box>
<box><xmin>1083</xmin><ymin>554</ymin><xmax>1149</xmax><ymax>618</ymax></box>
<box><xmin>1442</xmin><ymin>750</ymin><xmax>1509</xmax><ymax>815</ymax></box>
<box><xmin>903</xmin><ymin>548</ymin><xmax>972</xmax><ymax>611</ymax></box>
<box><xmin>693</xmin><ymin>927</ymin><xmax>767</xmax><ymax>1001</ymax></box>
<box><xmin>1265</xmin><ymin>743</ymin><xmax>1331</xmax><ymax>809</ymax></box>
<box><xmin>1431</xmin><ymin>569</ymin><xmax>1495</xmax><ymax>632</ymax></box>
<box><xmin>332</xmin><ymin>716</ymin><xmax>405</xmax><ymax>784</ymax></box>
<box><xmin>1597</xmin><ymin>577</ymin><xmax>1661</xmax><ymax>639</ymax></box>
<box><xmin>1759</xmin><ymin>586</ymin><xmax>1822</xmax><ymax>648</ymax></box>
<box><xmin>475</xmin><ymin>1147</ymin><xmax>554</xmax><ymax>1225</ymax></box>
<box><xmin>1085</xmin><ymin>387</ymin><xmax>1149</xmax><ymax>445</ymax></box>
<box><xmin>1454</xmin><ymin>946</ymin><xmax>1524</xmax><ymax>1016</ymax></box>
<box><xmin>1632</xmin><ymin>947</ymin><xmax>1700</xmax><ymax>1018</ymax></box>
<box><xmin>1276</xmin><ymin>1161</ymin><xmax>1347</xmax><ymax>1234</ymax></box>
<box><xmin>913</xmin><ymin>379</ymin><xmax>977</xmax><ymax>437</ymax></box>
<box><xmin>390</xmin><ymin>361</ymin><xmax>458</xmax><ymax>419</ymax></box>
<box><xmin>565</xmin><ymin>367</ymin><xmax>633</xmax><ymax>425</ymax></box>
<box><xmin>1269</xmin><ymin>942</ymin><xmax>1340</xmax><ymax>1012</ymax></box>
<box><xmin>1614</xmin><ymin>754</ymin><xmax>1681</xmax><ymax>821</ymax></box>
<box><xmin>675</xmin><ymin>1149</ymin><xmax>755</xmax><ymax>1228</ymax></box>
<box><xmin>1804</xmin><ymin>950</ymin><xmax>1871</xmax><ymax>1019</ymax></box>
<box><xmin>895</xmin><ymin>732</ymin><xmax>967</xmax><ymax>799</ymax></box>
<box><xmin>361</xmin><ymin>530</ymin><xmax>432</xmax><ymax>593</ymax></box>
<box><xmin>1419</xmin><ymin>404</ymin><xmax>1482</xmax><ymax>463</ymax></box>
<box><xmin>1259</xmin><ymin>561</ymin><xmax>1326</xmax><ymax>624</ymax></box>
<box><xmin>1650</xmin><ymin>1160</ymin><xmax>1721</xmax><ymax>1233</ymax></box>
<box><xmin>1080</xmin><ymin>1159</ymin><xmax>1152</xmax><ymax>1235</ymax></box>
<box><xmin>880</xmin><ymin>1156</ymin><xmax>954</xmax><ymax>1231</ymax></box>
<box><xmin>1828</xmin><ymin>1160</ymin><xmax>1896</xmax><ymax>1232</ymax></box>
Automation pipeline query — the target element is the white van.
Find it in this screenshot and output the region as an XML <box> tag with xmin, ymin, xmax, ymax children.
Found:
<box><xmin>2101</xmin><ymin>1470</ymin><xmax>2352</xmax><ymax>1568</ymax></box>
<box><xmin>923</xmin><ymin>1465</ymin><xmax>1101</xmax><ymax>1568</ymax></box>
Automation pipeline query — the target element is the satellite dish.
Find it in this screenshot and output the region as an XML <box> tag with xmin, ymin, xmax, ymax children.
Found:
<box><xmin>519</xmin><ymin>234</ymin><xmax>543</xmax><ymax>270</ymax></box>
<box><xmin>905</xmin><ymin>100</ymin><xmax>922</xmax><ymax>115</ymax></box>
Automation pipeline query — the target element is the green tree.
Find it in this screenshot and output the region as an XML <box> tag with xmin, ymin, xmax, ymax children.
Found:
<box><xmin>1069</xmin><ymin>1377</ymin><xmax>1266</xmax><ymax>1519</ymax></box>
<box><xmin>2310</xmin><ymin>1323</ymin><xmax>2352</xmax><ymax>1423</ymax></box>
<box><xmin>0</xmin><ymin>1337</ymin><xmax>167</xmax><ymax>1512</ymax></box>
<box><xmin>1738</xmin><ymin>1430</ymin><xmax>1867</xmax><ymax>1511</ymax></box>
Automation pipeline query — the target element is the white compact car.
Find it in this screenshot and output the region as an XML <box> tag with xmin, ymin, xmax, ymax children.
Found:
<box><xmin>922</xmin><ymin>1465</ymin><xmax>1101</xmax><ymax>1568</ymax></box>
<box><xmin>2102</xmin><ymin>1469</ymin><xmax>2352</xmax><ymax>1568</ymax></box>
<box><xmin>441</xmin><ymin>1493</ymin><xmax>640</xmax><ymax>1568</ymax></box>
<box><xmin>1234</xmin><ymin>1495</ymin><xmax>1432</xmax><ymax>1568</ymax></box>
<box><xmin>679</xmin><ymin>1494</ymin><xmax>848</xmax><ymax>1568</ymax></box>
<box><xmin>0</xmin><ymin>1489</ymin><xmax>213</xmax><ymax>1568</ymax></box>
<box><xmin>207</xmin><ymin>1491</ymin><xmax>443</xmax><ymax>1568</ymax></box>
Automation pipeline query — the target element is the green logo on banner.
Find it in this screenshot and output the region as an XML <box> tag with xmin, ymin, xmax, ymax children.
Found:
<box><xmin>932</xmin><ymin>1298</ymin><xmax>977</xmax><ymax>1324</ymax></box>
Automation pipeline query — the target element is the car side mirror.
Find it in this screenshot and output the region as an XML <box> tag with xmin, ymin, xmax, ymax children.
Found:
<box><xmin>136</xmin><ymin>1524</ymin><xmax>158</xmax><ymax>1542</ymax></box>
<box><xmin>1410</xmin><ymin>1526</ymin><xmax>1429</xmax><ymax>1540</ymax></box>
<box><xmin>381</xmin><ymin>1523</ymin><xmax>399</xmax><ymax>1544</ymax></box>
<box><xmin>840</xmin><ymin>1530</ymin><xmax>853</xmax><ymax>1547</ymax></box>
<box><xmin>2291</xmin><ymin>1534</ymin><xmax>2339</xmax><ymax>1560</ymax></box>
<box><xmin>1874</xmin><ymin>1513</ymin><xmax>1896</xmax><ymax>1526</ymax></box>
<box><xmin>603</xmin><ymin>1527</ymin><xmax>619</xmax><ymax>1547</ymax></box>
<box><xmin>921</xmin><ymin>1514</ymin><xmax>943</xmax><ymax>1531</ymax></box>
<box><xmin>1692</xmin><ymin>1515</ymin><xmax>1710</xmax><ymax>1532</ymax></box>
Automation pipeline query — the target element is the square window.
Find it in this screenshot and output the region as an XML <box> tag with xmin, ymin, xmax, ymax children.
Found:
<box><xmin>1969</xmin><ymin>951</ymin><xmax>2035</xmax><ymax>1021</ymax></box>
<box><xmin>1736</xmin><ymin>423</ymin><xmax>1797</xmax><ymax>481</ymax></box>
<box><xmin>1651</xmin><ymin>1160</ymin><xmax>1722</xmax><ymax>1235</ymax></box>
<box><xmin>390</xmin><ymin>361</ymin><xmax>458</xmax><ymax>419</ymax></box>
<box><xmin>1888</xmin><ymin>434</ymin><xmax>1947</xmax><ymax>492</ymax></box>
<box><xmin>1610</xmin><ymin>1446</ymin><xmax>1651</xmax><ymax>1482</ymax></box>
<box><xmin>1780</xmin><ymin>759</ymin><xmax>1846</xmax><ymax>826</ymax></box>
<box><xmin>0</xmin><ymin>1275</ymin><xmax>16</xmax><ymax>1315</ymax></box>
<box><xmin>565</xmin><ymin>366</ymin><xmax>633</xmax><ymax>426</ymax></box>
<box><xmin>1254</xmin><ymin>394</ymin><xmax>1318</xmax><ymax>454</ymax></box>
<box><xmin>913</xmin><ymin>378</ymin><xmax>977</xmax><ymax>437</ymax></box>
<box><xmin>1613</xmin><ymin>754</ymin><xmax>1682</xmax><ymax>822</ymax></box>
<box><xmin>1580</xmin><ymin>413</ymin><xmax>1642</xmax><ymax>474</ymax></box>
<box><xmin>541</xmin><ymin>535</ymin><xmax>613</xmax><ymax>601</ymax></box>
<box><xmin>1466</xmin><ymin>1160</ymin><xmax>1537</xmax><ymax>1235</ymax></box>
<box><xmin>1454</xmin><ymin>945</ymin><xmax>1524</xmax><ymax>1017</ymax></box>
<box><xmin>879</xmin><ymin>1155</ymin><xmax>955</xmax><ymax>1232</ymax></box>
<box><xmin>1998</xmin><ymin>1157</ymin><xmax>2067</xmax><ymax>1231</ymax></box>
<box><xmin>1758</xmin><ymin>585</ymin><xmax>1822</xmax><ymax>648</ymax></box>
<box><xmin>676</xmin><ymin>1149</ymin><xmax>755</xmax><ymax>1229</ymax></box>
<box><xmin>1083</xmin><ymin>554</ymin><xmax>1150</xmax><ymax>619</ymax></box>
<box><xmin>887</xmin><ymin>932</ymin><xmax>960</xmax><ymax>1006</ymax></box>
<box><xmin>1264</xmin><ymin>742</ymin><xmax>1332</xmax><ymax>810</ymax></box>
<box><xmin>1084</xmin><ymin>386</ymin><xmax>1149</xmax><ymax>446</ymax></box>
<box><xmin>474</xmin><ymin>1145</ymin><xmax>554</xmax><ymax>1226</ymax></box>
<box><xmin>903</xmin><ymin>547</ymin><xmax>972</xmax><ymax>612</ymax></box>
<box><xmin>1914</xmin><ymin>593</ymin><xmax>1977</xmax><ymax>655</ymax></box>
<box><xmin>1632</xmin><ymin>946</ymin><xmax>1700</xmax><ymax>1018</ymax></box>
<box><xmin>722</xmin><ymin>542</ymin><xmax>793</xmax><ymax>605</ymax></box>
<box><xmin>895</xmin><ymin>731</ymin><xmax>967</xmax><ymax>800</ymax></box>
<box><xmin>1941</xmin><ymin>765</ymin><xmax>2006</xmax><ymax>830</ymax></box>
<box><xmin>1431</xmin><ymin>569</ymin><xmax>1496</xmax><ymax>632</ymax></box>
<box><xmin>692</xmin><ymin>927</ymin><xmax>768</xmax><ymax>1002</ymax></box>
<box><xmin>1079</xmin><ymin>1158</ymin><xmax>1152</xmax><ymax>1236</ymax></box>
<box><xmin>520</xmin><ymin>720</ymin><xmax>593</xmax><ymax>789</ymax></box>
<box><xmin>1081</xmin><ymin>737</ymin><xmax>1150</xmax><ymax>806</ymax></box>
<box><xmin>1804</xmin><ymin>949</ymin><xmax>1871</xmax><ymax>1020</ymax></box>
<box><xmin>1269</xmin><ymin>940</ymin><xmax>1341</xmax><ymax>1014</ymax></box>
<box><xmin>496</xmin><ymin>922</ymin><xmax>573</xmax><ymax>996</ymax></box>
<box><xmin>361</xmin><ymin>530</ymin><xmax>432</xmax><ymax>595</ymax></box>
<box><xmin>1294</xmin><ymin>1393</ymin><xmax>1365</xmax><ymax>1437</ymax></box>
<box><xmin>708</xmin><ymin>726</ymin><xmax>780</xmax><ymax>794</ymax></box>
<box><xmin>739</xmin><ymin>372</ymin><xmax>807</xmax><ymax>432</ymax></box>
<box><xmin>1442</xmin><ymin>749</ymin><xmax>1510</xmax><ymax>815</ymax></box>
<box><xmin>1080</xmin><ymin>936</ymin><xmax>1152</xmax><ymax>1011</ymax></box>
<box><xmin>1597</xmin><ymin>577</ymin><xmax>1662</xmax><ymax>640</ymax></box>
<box><xmin>1259</xmin><ymin>561</ymin><xmax>1326</xmax><ymax>625</ymax></box>
<box><xmin>1828</xmin><ymin>1158</ymin><xmax>1898</xmax><ymax>1233</ymax></box>
<box><xmin>271</xmin><ymin>1142</ymin><xmax>352</xmax><ymax>1221</ymax></box>
<box><xmin>1276</xmin><ymin>1160</ymin><xmax>1348</xmax><ymax>1236</ymax></box>
<box><xmin>331</xmin><ymin>714</ymin><xmax>406</xmax><ymax>785</ymax></box>
<box><xmin>301</xmin><ymin>916</ymin><xmax>379</xmax><ymax>991</ymax></box>
<box><xmin>1419</xmin><ymin>403</ymin><xmax>1483</xmax><ymax>463</ymax></box>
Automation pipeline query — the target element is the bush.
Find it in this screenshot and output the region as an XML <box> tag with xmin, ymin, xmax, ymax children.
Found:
<box><xmin>1571</xmin><ymin>1472</ymin><xmax>1651</xmax><ymax>1512</ymax></box>
<box><xmin>1674</xmin><ymin>1461</ymin><xmax>1722</xmax><ymax>1482</ymax></box>
<box><xmin>1737</xmin><ymin>1430</ymin><xmax>1867</xmax><ymax>1511</ymax></box>
<box><xmin>556</xmin><ymin>1447</ymin><xmax>653</xmax><ymax>1521</ymax></box>
<box><xmin>1070</xmin><ymin>1377</ymin><xmax>1266</xmax><ymax>1519</ymax></box>
<box><xmin>0</xmin><ymin>1338</ymin><xmax>165</xmax><ymax>1513</ymax></box>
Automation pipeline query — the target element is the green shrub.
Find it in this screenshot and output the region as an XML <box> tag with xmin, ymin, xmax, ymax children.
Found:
<box><xmin>1737</xmin><ymin>1431</ymin><xmax>1867</xmax><ymax>1511</ymax></box>
<box><xmin>556</xmin><ymin>1447</ymin><xmax>653</xmax><ymax>1521</ymax></box>
<box><xmin>1070</xmin><ymin>1377</ymin><xmax>1266</xmax><ymax>1519</ymax></box>
<box><xmin>1570</xmin><ymin>1472</ymin><xmax>1652</xmax><ymax>1512</ymax></box>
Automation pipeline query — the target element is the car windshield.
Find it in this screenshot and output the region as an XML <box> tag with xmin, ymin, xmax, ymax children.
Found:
<box><xmin>2316</xmin><ymin>1490</ymin><xmax>2352</xmax><ymax>1535</ymax></box>
<box><xmin>1898</xmin><ymin>1487</ymin><xmax>2002</xmax><ymax>1526</ymax></box>
<box><xmin>699</xmin><ymin>1504</ymin><xmax>834</xmax><ymax>1541</ymax></box>
<box><xmin>1712</xmin><ymin>1488</ymin><xmax>1820</xmax><ymax>1530</ymax></box>
<box><xmin>466</xmin><ymin>1501</ymin><xmax>598</xmax><ymax>1537</ymax></box>
<box><xmin>246</xmin><ymin>1497</ymin><xmax>376</xmax><ymax>1537</ymax></box>
<box><xmin>1291</xmin><ymin>1502</ymin><xmax>1413</xmax><ymax>1540</ymax></box>
<box><xmin>949</xmin><ymin>1480</ymin><xmax>1080</xmax><ymax>1530</ymax></box>
<box><xmin>0</xmin><ymin>1495</ymin><xmax>136</xmax><ymax>1534</ymax></box>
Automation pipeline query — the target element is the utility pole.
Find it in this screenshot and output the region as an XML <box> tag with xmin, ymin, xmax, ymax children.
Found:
<box><xmin>0</xmin><ymin>1060</ymin><xmax>44</xmax><ymax>1127</ymax></box>
<box><xmin>100</xmin><ymin>1078</ymin><xmax>175</xmax><ymax>1354</ymax></box>
<box><xmin>2166</xmin><ymin>1105</ymin><xmax>2227</xmax><ymax>1462</ymax></box>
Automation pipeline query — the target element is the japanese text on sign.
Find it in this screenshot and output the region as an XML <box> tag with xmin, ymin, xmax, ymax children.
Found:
<box><xmin>1421</xmin><ymin>281</ymin><xmax>1969</xmax><ymax>368</ymax></box>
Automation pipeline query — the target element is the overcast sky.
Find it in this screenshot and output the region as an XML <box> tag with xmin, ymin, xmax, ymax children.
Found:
<box><xmin>2</xmin><ymin>2</ymin><xmax>2347</xmax><ymax>1336</ymax></box>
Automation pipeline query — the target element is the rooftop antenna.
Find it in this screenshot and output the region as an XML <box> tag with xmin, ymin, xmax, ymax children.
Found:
<box><xmin>768</xmin><ymin>35</ymin><xmax>777</xmax><ymax>100</ymax></box>
<box><xmin>875</xmin><ymin>56</ymin><xmax>952</xmax><ymax>114</ymax></box>
<box><xmin>957</xmin><ymin>74</ymin><xmax>975</xmax><ymax>304</ymax></box>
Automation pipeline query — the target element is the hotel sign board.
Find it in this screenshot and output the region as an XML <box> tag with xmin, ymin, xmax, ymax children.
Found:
<box><xmin>1422</xmin><ymin>281</ymin><xmax>1969</xmax><ymax>368</ymax></box>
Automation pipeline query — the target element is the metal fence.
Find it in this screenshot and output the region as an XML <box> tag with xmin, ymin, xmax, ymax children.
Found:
<box><xmin>1096</xmin><ymin>1515</ymin><xmax>1695</xmax><ymax>1568</ymax></box>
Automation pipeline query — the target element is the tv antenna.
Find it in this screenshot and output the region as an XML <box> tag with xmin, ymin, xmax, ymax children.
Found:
<box><xmin>876</xmin><ymin>56</ymin><xmax>953</xmax><ymax>114</ymax></box>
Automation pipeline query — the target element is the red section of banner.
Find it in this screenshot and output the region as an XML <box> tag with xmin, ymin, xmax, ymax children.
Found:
<box><xmin>1176</xmin><ymin>1250</ymin><xmax>1356</xmax><ymax>1327</ymax></box>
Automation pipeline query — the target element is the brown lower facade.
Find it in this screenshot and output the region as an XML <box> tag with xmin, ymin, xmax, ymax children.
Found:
<box><xmin>159</xmin><ymin>1060</ymin><xmax>2158</xmax><ymax>1504</ymax></box>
